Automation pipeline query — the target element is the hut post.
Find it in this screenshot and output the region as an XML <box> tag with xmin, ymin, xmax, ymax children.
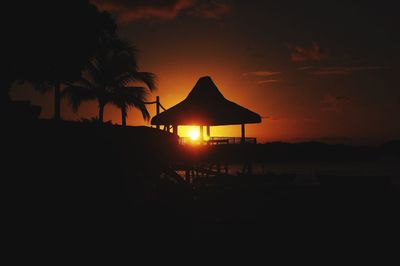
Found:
<box><xmin>241</xmin><ymin>124</ymin><xmax>245</xmax><ymax>144</ymax></box>
<box><xmin>206</xmin><ymin>125</ymin><xmax>211</xmax><ymax>145</ymax></box>
<box><xmin>200</xmin><ymin>125</ymin><xmax>204</xmax><ymax>143</ymax></box>
<box><xmin>156</xmin><ymin>96</ymin><xmax>160</xmax><ymax>129</ymax></box>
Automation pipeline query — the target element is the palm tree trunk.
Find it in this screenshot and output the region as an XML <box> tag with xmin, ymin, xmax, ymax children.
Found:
<box><xmin>121</xmin><ymin>109</ymin><xmax>127</xmax><ymax>127</ymax></box>
<box><xmin>99</xmin><ymin>103</ymin><xmax>105</xmax><ymax>123</ymax></box>
<box><xmin>54</xmin><ymin>82</ymin><xmax>61</xmax><ymax>120</ymax></box>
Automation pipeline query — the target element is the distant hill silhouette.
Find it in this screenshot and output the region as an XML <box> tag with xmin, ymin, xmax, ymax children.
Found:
<box><xmin>173</xmin><ymin>140</ymin><xmax>400</xmax><ymax>164</ymax></box>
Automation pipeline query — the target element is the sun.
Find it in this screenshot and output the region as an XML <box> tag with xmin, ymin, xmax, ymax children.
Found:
<box><xmin>189</xmin><ymin>128</ymin><xmax>200</xmax><ymax>141</ymax></box>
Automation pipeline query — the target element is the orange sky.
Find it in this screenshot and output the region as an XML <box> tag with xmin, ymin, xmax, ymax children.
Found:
<box><xmin>12</xmin><ymin>67</ymin><xmax>399</xmax><ymax>145</ymax></box>
<box><xmin>10</xmin><ymin>1</ymin><xmax>400</xmax><ymax>145</ymax></box>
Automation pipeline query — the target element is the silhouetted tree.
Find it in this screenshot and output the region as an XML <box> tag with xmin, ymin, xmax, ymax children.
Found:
<box><xmin>112</xmin><ymin>86</ymin><xmax>152</xmax><ymax>126</ymax></box>
<box><xmin>63</xmin><ymin>38</ymin><xmax>156</xmax><ymax>125</ymax></box>
<box><xmin>1</xmin><ymin>1</ymin><xmax>116</xmax><ymax>119</ymax></box>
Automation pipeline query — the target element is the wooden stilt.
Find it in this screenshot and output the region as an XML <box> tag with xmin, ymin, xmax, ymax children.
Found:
<box><xmin>156</xmin><ymin>96</ymin><xmax>160</xmax><ymax>129</ymax></box>
<box><xmin>184</xmin><ymin>166</ymin><xmax>189</xmax><ymax>182</ymax></box>
<box><xmin>241</xmin><ymin>124</ymin><xmax>245</xmax><ymax>144</ymax></box>
<box><xmin>206</xmin><ymin>126</ymin><xmax>210</xmax><ymax>144</ymax></box>
<box><xmin>200</xmin><ymin>125</ymin><xmax>204</xmax><ymax>143</ymax></box>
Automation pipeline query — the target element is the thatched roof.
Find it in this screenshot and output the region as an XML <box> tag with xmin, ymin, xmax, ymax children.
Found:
<box><xmin>151</xmin><ymin>76</ymin><xmax>261</xmax><ymax>126</ymax></box>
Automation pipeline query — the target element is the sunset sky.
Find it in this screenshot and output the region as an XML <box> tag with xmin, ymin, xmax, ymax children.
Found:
<box><xmin>12</xmin><ymin>0</ymin><xmax>400</xmax><ymax>144</ymax></box>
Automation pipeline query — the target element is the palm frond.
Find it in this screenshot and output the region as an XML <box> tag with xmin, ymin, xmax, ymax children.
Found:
<box><xmin>85</xmin><ymin>59</ymin><xmax>103</xmax><ymax>86</ymax></box>
<box><xmin>124</xmin><ymin>86</ymin><xmax>150</xmax><ymax>121</ymax></box>
<box><xmin>118</xmin><ymin>71</ymin><xmax>157</xmax><ymax>91</ymax></box>
<box><xmin>131</xmin><ymin>98</ymin><xmax>150</xmax><ymax>121</ymax></box>
<box><xmin>62</xmin><ymin>85</ymin><xmax>97</xmax><ymax>112</ymax></box>
<box><xmin>111</xmin><ymin>86</ymin><xmax>150</xmax><ymax>121</ymax></box>
<box><xmin>69</xmin><ymin>76</ymin><xmax>95</xmax><ymax>89</ymax></box>
<box><xmin>65</xmin><ymin>35</ymin><xmax>155</xmax><ymax>123</ymax></box>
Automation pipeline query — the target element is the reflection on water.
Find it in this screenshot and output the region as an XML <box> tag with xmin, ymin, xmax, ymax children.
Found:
<box><xmin>231</xmin><ymin>160</ymin><xmax>399</xmax><ymax>176</ymax></box>
<box><xmin>177</xmin><ymin>158</ymin><xmax>400</xmax><ymax>184</ymax></box>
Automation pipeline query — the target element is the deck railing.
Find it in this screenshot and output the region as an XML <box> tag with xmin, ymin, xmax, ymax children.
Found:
<box><xmin>179</xmin><ymin>136</ymin><xmax>257</xmax><ymax>145</ymax></box>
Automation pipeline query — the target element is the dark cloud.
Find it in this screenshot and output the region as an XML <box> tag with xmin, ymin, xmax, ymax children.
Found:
<box><xmin>322</xmin><ymin>95</ymin><xmax>349</xmax><ymax>113</ymax></box>
<box><xmin>91</xmin><ymin>0</ymin><xmax>193</xmax><ymax>22</ymax></box>
<box><xmin>90</xmin><ymin>0</ymin><xmax>231</xmax><ymax>22</ymax></box>
<box><xmin>187</xmin><ymin>1</ymin><xmax>231</xmax><ymax>19</ymax></box>
<box><xmin>287</xmin><ymin>43</ymin><xmax>329</xmax><ymax>62</ymax></box>
<box><xmin>310</xmin><ymin>68</ymin><xmax>348</xmax><ymax>76</ymax></box>
<box><xmin>301</xmin><ymin>66</ymin><xmax>390</xmax><ymax>76</ymax></box>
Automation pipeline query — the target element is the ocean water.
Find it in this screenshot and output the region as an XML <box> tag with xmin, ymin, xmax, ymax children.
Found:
<box><xmin>177</xmin><ymin>158</ymin><xmax>400</xmax><ymax>184</ymax></box>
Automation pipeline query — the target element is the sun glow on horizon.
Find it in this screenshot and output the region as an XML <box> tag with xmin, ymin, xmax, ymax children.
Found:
<box><xmin>189</xmin><ymin>127</ymin><xmax>200</xmax><ymax>141</ymax></box>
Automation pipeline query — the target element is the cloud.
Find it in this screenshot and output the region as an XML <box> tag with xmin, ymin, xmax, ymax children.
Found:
<box><xmin>301</xmin><ymin>66</ymin><xmax>390</xmax><ymax>76</ymax></box>
<box><xmin>322</xmin><ymin>95</ymin><xmax>349</xmax><ymax>112</ymax></box>
<box><xmin>256</xmin><ymin>80</ymin><xmax>279</xmax><ymax>85</ymax></box>
<box><xmin>90</xmin><ymin>0</ymin><xmax>231</xmax><ymax>22</ymax></box>
<box><xmin>188</xmin><ymin>1</ymin><xmax>231</xmax><ymax>19</ymax></box>
<box><xmin>243</xmin><ymin>71</ymin><xmax>281</xmax><ymax>77</ymax></box>
<box><xmin>297</xmin><ymin>66</ymin><xmax>314</xmax><ymax>71</ymax></box>
<box><xmin>310</xmin><ymin>69</ymin><xmax>348</xmax><ymax>76</ymax></box>
<box><xmin>287</xmin><ymin>42</ymin><xmax>329</xmax><ymax>62</ymax></box>
<box><xmin>243</xmin><ymin>70</ymin><xmax>280</xmax><ymax>85</ymax></box>
<box><xmin>90</xmin><ymin>0</ymin><xmax>193</xmax><ymax>22</ymax></box>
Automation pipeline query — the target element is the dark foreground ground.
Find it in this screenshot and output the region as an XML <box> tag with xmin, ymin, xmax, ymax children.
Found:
<box><xmin>3</xmin><ymin>120</ymin><xmax>400</xmax><ymax>256</ymax></box>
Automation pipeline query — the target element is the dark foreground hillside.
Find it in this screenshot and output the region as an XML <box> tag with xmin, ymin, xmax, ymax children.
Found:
<box><xmin>3</xmin><ymin>120</ymin><xmax>400</xmax><ymax>253</ymax></box>
<box><xmin>3</xmin><ymin>120</ymin><xmax>192</xmax><ymax>249</ymax></box>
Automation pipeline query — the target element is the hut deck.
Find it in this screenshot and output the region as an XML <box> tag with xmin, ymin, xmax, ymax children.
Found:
<box><xmin>179</xmin><ymin>137</ymin><xmax>257</xmax><ymax>145</ymax></box>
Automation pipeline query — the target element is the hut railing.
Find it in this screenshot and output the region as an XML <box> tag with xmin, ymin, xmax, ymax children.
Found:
<box><xmin>145</xmin><ymin>96</ymin><xmax>166</xmax><ymax>130</ymax></box>
<box><xmin>179</xmin><ymin>136</ymin><xmax>257</xmax><ymax>145</ymax></box>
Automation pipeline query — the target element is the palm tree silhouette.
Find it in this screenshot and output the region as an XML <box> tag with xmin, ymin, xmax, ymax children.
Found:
<box><xmin>112</xmin><ymin>86</ymin><xmax>151</xmax><ymax>126</ymax></box>
<box><xmin>5</xmin><ymin>1</ymin><xmax>117</xmax><ymax>121</ymax></box>
<box><xmin>63</xmin><ymin>37</ymin><xmax>156</xmax><ymax>124</ymax></box>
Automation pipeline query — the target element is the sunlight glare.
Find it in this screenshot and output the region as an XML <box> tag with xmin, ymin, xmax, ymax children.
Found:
<box><xmin>189</xmin><ymin>128</ymin><xmax>200</xmax><ymax>141</ymax></box>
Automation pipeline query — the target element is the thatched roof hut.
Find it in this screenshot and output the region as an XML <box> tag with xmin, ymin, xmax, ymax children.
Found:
<box><xmin>152</xmin><ymin>76</ymin><xmax>261</xmax><ymax>126</ymax></box>
<box><xmin>151</xmin><ymin>76</ymin><xmax>261</xmax><ymax>143</ymax></box>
